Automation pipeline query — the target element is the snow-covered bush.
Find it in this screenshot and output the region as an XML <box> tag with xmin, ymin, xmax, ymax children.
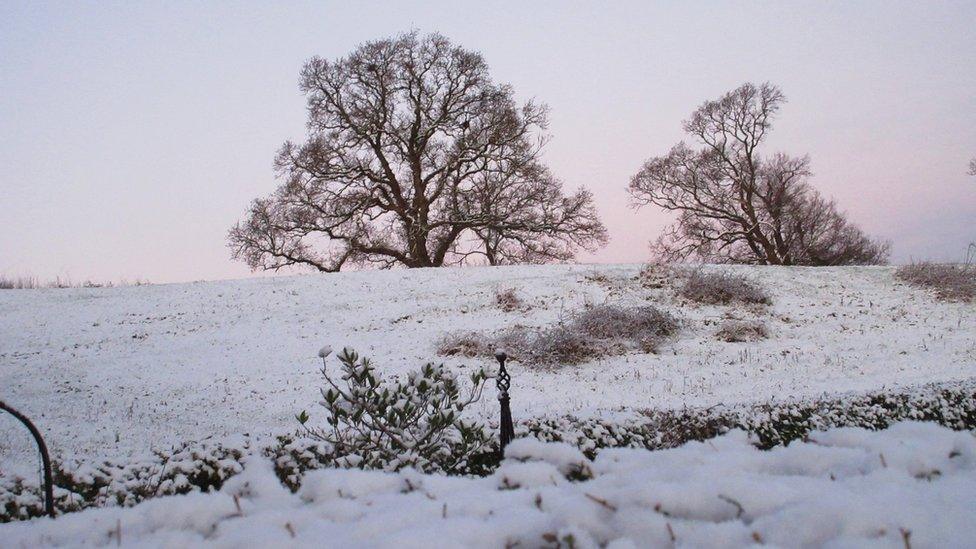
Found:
<box><xmin>436</xmin><ymin>304</ymin><xmax>679</xmax><ymax>366</ymax></box>
<box><xmin>6</xmin><ymin>423</ymin><xmax>976</xmax><ymax>548</ymax></box>
<box><xmin>3</xmin><ymin>379</ymin><xmax>973</xmax><ymax>522</ymax></box>
<box><xmin>715</xmin><ymin>319</ymin><xmax>768</xmax><ymax>342</ymax></box>
<box><xmin>513</xmin><ymin>323</ymin><xmax>601</xmax><ymax>365</ymax></box>
<box><xmin>265</xmin><ymin>436</ymin><xmax>338</xmax><ymax>492</ymax></box>
<box><xmin>494</xmin><ymin>287</ymin><xmax>527</xmax><ymax>312</ymax></box>
<box><xmin>1</xmin><ymin>437</ymin><xmax>250</xmax><ymax>522</ymax></box>
<box><xmin>896</xmin><ymin>262</ymin><xmax>975</xmax><ymax>302</ymax></box>
<box><xmin>636</xmin><ymin>262</ymin><xmax>677</xmax><ymax>288</ymax></box>
<box><xmin>575</xmin><ymin>304</ymin><xmax>678</xmax><ymax>350</ymax></box>
<box><xmin>680</xmin><ymin>270</ymin><xmax>770</xmax><ymax>305</ymax></box>
<box><xmin>523</xmin><ymin>379</ymin><xmax>976</xmax><ymax>458</ymax></box>
<box><xmin>300</xmin><ymin>347</ymin><xmax>494</xmax><ymax>474</ymax></box>
<box><xmin>435</xmin><ymin>330</ymin><xmax>487</xmax><ymax>357</ymax></box>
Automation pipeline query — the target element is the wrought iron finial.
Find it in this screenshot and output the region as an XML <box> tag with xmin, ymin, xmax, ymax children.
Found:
<box><xmin>494</xmin><ymin>349</ymin><xmax>515</xmax><ymax>453</ymax></box>
<box><xmin>494</xmin><ymin>350</ymin><xmax>510</xmax><ymax>395</ymax></box>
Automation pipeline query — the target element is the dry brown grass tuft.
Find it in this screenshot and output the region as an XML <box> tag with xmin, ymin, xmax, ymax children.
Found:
<box><xmin>437</xmin><ymin>304</ymin><xmax>679</xmax><ymax>367</ymax></box>
<box><xmin>715</xmin><ymin>320</ymin><xmax>768</xmax><ymax>342</ymax></box>
<box><xmin>679</xmin><ymin>270</ymin><xmax>770</xmax><ymax>305</ymax></box>
<box><xmin>0</xmin><ymin>276</ymin><xmax>40</xmax><ymax>290</ymax></box>
<box><xmin>494</xmin><ymin>287</ymin><xmax>527</xmax><ymax>312</ymax></box>
<box><xmin>896</xmin><ymin>262</ymin><xmax>975</xmax><ymax>302</ymax></box>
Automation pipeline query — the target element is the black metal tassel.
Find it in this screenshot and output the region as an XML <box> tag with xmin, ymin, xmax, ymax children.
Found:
<box><xmin>494</xmin><ymin>350</ymin><xmax>515</xmax><ymax>453</ymax></box>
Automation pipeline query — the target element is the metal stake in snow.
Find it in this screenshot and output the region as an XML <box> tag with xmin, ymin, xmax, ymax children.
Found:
<box><xmin>494</xmin><ymin>350</ymin><xmax>515</xmax><ymax>453</ymax></box>
<box><xmin>0</xmin><ymin>400</ymin><xmax>55</xmax><ymax>518</ymax></box>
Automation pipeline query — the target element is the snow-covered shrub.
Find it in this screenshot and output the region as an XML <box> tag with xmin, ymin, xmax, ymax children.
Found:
<box><xmin>300</xmin><ymin>347</ymin><xmax>494</xmax><ymax>474</ymax></box>
<box><xmin>435</xmin><ymin>330</ymin><xmax>489</xmax><ymax>357</ymax></box>
<box><xmin>680</xmin><ymin>270</ymin><xmax>770</xmax><ymax>305</ymax></box>
<box><xmin>495</xmin><ymin>287</ymin><xmax>527</xmax><ymax>312</ymax></box>
<box><xmin>522</xmin><ymin>379</ymin><xmax>976</xmax><ymax>458</ymax></box>
<box><xmin>8</xmin><ymin>424</ymin><xmax>976</xmax><ymax>548</ymax></box>
<box><xmin>4</xmin><ymin>379</ymin><xmax>973</xmax><ymax>523</ymax></box>
<box><xmin>265</xmin><ymin>436</ymin><xmax>338</xmax><ymax>492</ymax></box>
<box><xmin>519</xmin><ymin>323</ymin><xmax>603</xmax><ymax>365</ymax></box>
<box><xmin>0</xmin><ymin>437</ymin><xmax>250</xmax><ymax>522</ymax></box>
<box><xmin>575</xmin><ymin>304</ymin><xmax>679</xmax><ymax>351</ymax></box>
<box><xmin>436</xmin><ymin>305</ymin><xmax>679</xmax><ymax>366</ymax></box>
<box><xmin>715</xmin><ymin>320</ymin><xmax>768</xmax><ymax>342</ymax></box>
<box><xmin>896</xmin><ymin>262</ymin><xmax>975</xmax><ymax>302</ymax></box>
<box><xmin>637</xmin><ymin>262</ymin><xmax>679</xmax><ymax>288</ymax></box>
<box><xmin>45</xmin><ymin>440</ymin><xmax>245</xmax><ymax>513</ymax></box>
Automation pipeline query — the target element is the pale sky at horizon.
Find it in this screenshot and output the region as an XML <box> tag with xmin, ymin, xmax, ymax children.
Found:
<box><xmin>1</xmin><ymin>1</ymin><xmax>974</xmax><ymax>284</ymax></box>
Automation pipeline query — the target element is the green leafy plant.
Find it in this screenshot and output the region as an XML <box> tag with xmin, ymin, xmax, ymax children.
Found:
<box><xmin>302</xmin><ymin>347</ymin><xmax>493</xmax><ymax>473</ymax></box>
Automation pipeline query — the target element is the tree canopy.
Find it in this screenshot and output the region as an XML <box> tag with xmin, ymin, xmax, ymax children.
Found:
<box><xmin>230</xmin><ymin>32</ymin><xmax>607</xmax><ymax>272</ymax></box>
<box><xmin>629</xmin><ymin>83</ymin><xmax>889</xmax><ymax>266</ymax></box>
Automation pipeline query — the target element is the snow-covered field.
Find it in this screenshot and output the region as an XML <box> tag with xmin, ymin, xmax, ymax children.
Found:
<box><xmin>3</xmin><ymin>422</ymin><xmax>975</xmax><ymax>547</ymax></box>
<box><xmin>1</xmin><ymin>264</ymin><xmax>974</xmax><ymax>471</ymax></box>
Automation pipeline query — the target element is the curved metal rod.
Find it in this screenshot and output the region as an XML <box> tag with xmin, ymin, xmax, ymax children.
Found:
<box><xmin>0</xmin><ymin>400</ymin><xmax>55</xmax><ymax>518</ymax></box>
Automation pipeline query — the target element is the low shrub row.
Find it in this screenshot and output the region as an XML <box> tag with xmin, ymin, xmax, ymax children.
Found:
<box><xmin>524</xmin><ymin>378</ymin><xmax>976</xmax><ymax>458</ymax></box>
<box><xmin>1</xmin><ymin>437</ymin><xmax>250</xmax><ymax>522</ymax></box>
<box><xmin>3</xmin><ymin>378</ymin><xmax>974</xmax><ymax>522</ymax></box>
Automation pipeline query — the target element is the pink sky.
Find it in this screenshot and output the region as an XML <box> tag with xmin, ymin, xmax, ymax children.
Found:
<box><xmin>1</xmin><ymin>1</ymin><xmax>974</xmax><ymax>283</ymax></box>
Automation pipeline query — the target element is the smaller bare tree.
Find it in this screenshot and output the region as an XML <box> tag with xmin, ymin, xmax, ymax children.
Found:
<box><xmin>968</xmin><ymin>157</ymin><xmax>975</xmax><ymax>176</ymax></box>
<box><xmin>628</xmin><ymin>83</ymin><xmax>889</xmax><ymax>266</ymax></box>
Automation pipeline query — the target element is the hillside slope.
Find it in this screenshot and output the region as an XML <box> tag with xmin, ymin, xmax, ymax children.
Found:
<box><xmin>1</xmin><ymin>264</ymin><xmax>974</xmax><ymax>470</ymax></box>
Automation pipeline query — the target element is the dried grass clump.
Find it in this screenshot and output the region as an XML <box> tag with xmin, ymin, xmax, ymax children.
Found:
<box><xmin>575</xmin><ymin>305</ymin><xmax>679</xmax><ymax>342</ymax></box>
<box><xmin>0</xmin><ymin>276</ymin><xmax>151</xmax><ymax>290</ymax></box>
<box><xmin>895</xmin><ymin>262</ymin><xmax>975</xmax><ymax>302</ymax></box>
<box><xmin>521</xmin><ymin>324</ymin><xmax>603</xmax><ymax>365</ymax></box>
<box><xmin>0</xmin><ymin>276</ymin><xmax>39</xmax><ymax>290</ymax></box>
<box><xmin>679</xmin><ymin>270</ymin><xmax>770</xmax><ymax>305</ymax></box>
<box><xmin>494</xmin><ymin>287</ymin><xmax>527</xmax><ymax>312</ymax></box>
<box><xmin>715</xmin><ymin>320</ymin><xmax>768</xmax><ymax>342</ymax></box>
<box><xmin>435</xmin><ymin>331</ymin><xmax>491</xmax><ymax>357</ymax></box>
<box><xmin>637</xmin><ymin>263</ymin><xmax>679</xmax><ymax>289</ymax></box>
<box><xmin>436</xmin><ymin>304</ymin><xmax>679</xmax><ymax>367</ymax></box>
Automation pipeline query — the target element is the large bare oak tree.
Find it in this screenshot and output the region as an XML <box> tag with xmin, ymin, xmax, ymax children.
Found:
<box><xmin>229</xmin><ymin>32</ymin><xmax>607</xmax><ymax>272</ymax></box>
<box><xmin>628</xmin><ymin>83</ymin><xmax>889</xmax><ymax>266</ymax></box>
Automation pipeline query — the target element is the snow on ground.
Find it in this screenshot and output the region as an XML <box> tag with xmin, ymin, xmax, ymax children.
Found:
<box><xmin>2</xmin><ymin>422</ymin><xmax>974</xmax><ymax>548</ymax></box>
<box><xmin>1</xmin><ymin>264</ymin><xmax>974</xmax><ymax>471</ymax></box>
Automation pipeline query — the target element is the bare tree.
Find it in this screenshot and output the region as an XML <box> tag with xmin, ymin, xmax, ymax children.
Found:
<box><xmin>628</xmin><ymin>83</ymin><xmax>889</xmax><ymax>266</ymax></box>
<box><xmin>969</xmin><ymin>157</ymin><xmax>975</xmax><ymax>176</ymax></box>
<box><xmin>229</xmin><ymin>32</ymin><xmax>607</xmax><ymax>272</ymax></box>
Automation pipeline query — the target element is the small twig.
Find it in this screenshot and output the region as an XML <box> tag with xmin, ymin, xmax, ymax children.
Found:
<box><xmin>718</xmin><ymin>494</ymin><xmax>745</xmax><ymax>519</ymax></box>
<box><xmin>285</xmin><ymin>522</ymin><xmax>296</xmax><ymax>538</ymax></box>
<box><xmin>584</xmin><ymin>493</ymin><xmax>617</xmax><ymax>512</ymax></box>
<box><xmin>666</xmin><ymin>522</ymin><xmax>676</xmax><ymax>543</ymax></box>
<box><xmin>900</xmin><ymin>528</ymin><xmax>912</xmax><ymax>549</ymax></box>
<box><xmin>879</xmin><ymin>453</ymin><xmax>888</xmax><ymax>468</ymax></box>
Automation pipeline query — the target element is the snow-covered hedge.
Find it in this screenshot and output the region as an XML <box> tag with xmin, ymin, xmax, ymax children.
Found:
<box><xmin>524</xmin><ymin>378</ymin><xmax>976</xmax><ymax>458</ymax></box>
<box><xmin>2</xmin><ymin>437</ymin><xmax>251</xmax><ymax>522</ymax></box>
<box><xmin>3</xmin><ymin>379</ymin><xmax>974</xmax><ymax>523</ymax></box>
<box><xmin>3</xmin><ymin>422</ymin><xmax>975</xmax><ymax>547</ymax></box>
